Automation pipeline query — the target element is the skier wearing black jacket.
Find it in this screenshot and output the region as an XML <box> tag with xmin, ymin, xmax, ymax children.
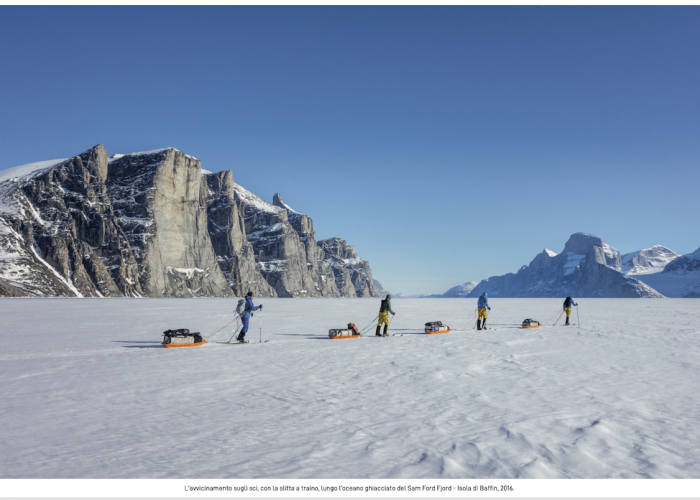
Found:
<box><xmin>563</xmin><ymin>296</ymin><xmax>578</xmax><ymax>326</ymax></box>
<box><xmin>376</xmin><ymin>294</ymin><xmax>395</xmax><ymax>337</ymax></box>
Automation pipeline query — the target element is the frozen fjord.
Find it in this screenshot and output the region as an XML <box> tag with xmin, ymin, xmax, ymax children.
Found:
<box><xmin>0</xmin><ymin>298</ymin><xmax>699</xmax><ymax>479</ymax></box>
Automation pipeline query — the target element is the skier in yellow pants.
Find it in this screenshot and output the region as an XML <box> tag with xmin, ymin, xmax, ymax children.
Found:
<box><xmin>477</xmin><ymin>292</ymin><xmax>491</xmax><ymax>330</ymax></box>
<box><xmin>376</xmin><ymin>294</ymin><xmax>395</xmax><ymax>337</ymax></box>
<box><xmin>563</xmin><ymin>296</ymin><xmax>578</xmax><ymax>325</ymax></box>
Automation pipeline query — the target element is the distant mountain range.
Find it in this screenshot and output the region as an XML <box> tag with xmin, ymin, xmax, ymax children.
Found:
<box><xmin>390</xmin><ymin>234</ymin><xmax>696</xmax><ymax>299</ymax></box>
<box><xmin>426</xmin><ymin>234</ymin><xmax>698</xmax><ymax>299</ymax></box>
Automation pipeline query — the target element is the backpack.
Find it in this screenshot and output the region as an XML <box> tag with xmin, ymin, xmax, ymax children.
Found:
<box><xmin>564</xmin><ymin>297</ymin><xmax>572</xmax><ymax>308</ymax></box>
<box><xmin>235</xmin><ymin>298</ymin><xmax>246</xmax><ymax>316</ymax></box>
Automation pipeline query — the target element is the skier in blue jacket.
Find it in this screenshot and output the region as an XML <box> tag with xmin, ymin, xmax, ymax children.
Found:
<box><xmin>477</xmin><ymin>292</ymin><xmax>491</xmax><ymax>330</ymax></box>
<box><xmin>236</xmin><ymin>291</ymin><xmax>262</xmax><ymax>343</ymax></box>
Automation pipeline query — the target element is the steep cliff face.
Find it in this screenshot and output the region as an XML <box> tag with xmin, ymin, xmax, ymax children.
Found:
<box><xmin>0</xmin><ymin>146</ymin><xmax>138</xmax><ymax>297</ymax></box>
<box><xmin>467</xmin><ymin>233</ymin><xmax>663</xmax><ymax>298</ymax></box>
<box><xmin>272</xmin><ymin>193</ymin><xmax>339</xmax><ymax>297</ymax></box>
<box><xmin>107</xmin><ymin>149</ymin><xmax>232</xmax><ymax>298</ymax></box>
<box><xmin>317</xmin><ymin>237</ymin><xmax>377</xmax><ymax>298</ymax></box>
<box><xmin>203</xmin><ymin>171</ymin><xmax>276</xmax><ymax>297</ymax></box>
<box><xmin>234</xmin><ymin>186</ymin><xmax>339</xmax><ymax>297</ymax></box>
<box><xmin>0</xmin><ymin>145</ymin><xmax>232</xmax><ymax>297</ymax></box>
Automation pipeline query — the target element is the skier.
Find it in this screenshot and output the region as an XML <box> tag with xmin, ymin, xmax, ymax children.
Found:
<box><xmin>236</xmin><ymin>291</ymin><xmax>262</xmax><ymax>343</ymax></box>
<box><xmin>563</xmin><ymin>296</ymin><xmax>578</xmax><ymax>326</ymax></box>
<box><xmin>376</xmin><ymin>294</ymin><xmax>395</xmax><ymax>337</ymax></box>
<box><xmin>477</xmin><ymin>292</ymin><xmax>491</xmax><ymax>330</ymax></box>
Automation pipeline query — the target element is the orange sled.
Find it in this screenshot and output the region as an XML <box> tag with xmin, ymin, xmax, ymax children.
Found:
<box><xmin>425</xmin><ymin>329</ymin><xmax>452</xmax><ymax>335</ymax></box>
<box><xmin>521</xmin><ymin>319</ymin><xmax>541</xmax><ymax>329</ymax></box>
<box><xmin>162</xmin><ymin>340</ymin><xmax>207</xmax><ymax>348</ymax></box>
<box><xmin>329</xmin><ymin>323</ymin><xmax>361</xmax><ymax>339</ymax></box>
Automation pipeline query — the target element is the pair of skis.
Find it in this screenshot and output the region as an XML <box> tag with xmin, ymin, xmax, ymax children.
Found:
<box><xmin>227</xmin><ymin>340</ymin><xmax>270</xmax><ymax>345</ymax></box>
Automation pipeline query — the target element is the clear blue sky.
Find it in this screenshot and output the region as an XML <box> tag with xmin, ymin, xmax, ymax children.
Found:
<box><xmin>1</xmin><ymin>6</ymin><xmax>699</xmax><ymax>295</ymax></box>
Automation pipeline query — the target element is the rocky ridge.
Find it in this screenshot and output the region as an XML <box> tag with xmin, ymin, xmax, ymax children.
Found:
<box><xmin>0</xmin><ymin>145</ymin><xmax>378</xmax><ymax>298</ymax></box>
<box><xmin>317</xmin><ymin>237</ymin><xmax>377</xmax><ymax>298</ymax></box>
<box><xmin>634</xmin><ymin>247</ymin><xmax>700</xmax><ymax>298</ymax></box>
<box><xmin>621</xmin><ymin>246</ymin><xmax>679</xmax><ymax>276</ymax></box>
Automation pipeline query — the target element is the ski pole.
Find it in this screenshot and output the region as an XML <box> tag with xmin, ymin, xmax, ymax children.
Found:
<box><xmin>552</xmin><ymin>310</ymin><xmax>564</xmax><ymax>326</ymax></box>
<box><xmin>260</xmin><ymin>309</ymin><xmax>263</xmax><ymax>343</ymax></box>
<box><xmin>577</xmin><ymin>305</ymin><xmax>580</xmax><ymax>327</ymax></box>
<box><xmin>226</xmin><ymin>316</ymin><xmax>242</xmax><ymax>343</ymax></box>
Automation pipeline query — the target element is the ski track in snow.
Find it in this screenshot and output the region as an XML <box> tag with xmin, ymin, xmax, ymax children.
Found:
<box><xmin>0</xmin><ymin>298</ymin><xmax>699</xmax><ymax>479</ymax></box>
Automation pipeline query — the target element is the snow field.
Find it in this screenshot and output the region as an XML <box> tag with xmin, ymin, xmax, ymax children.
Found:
<box><xmin>0</xmin><ymin>298</ymin><xmax>699</xmax><ymax>479</ymax></box>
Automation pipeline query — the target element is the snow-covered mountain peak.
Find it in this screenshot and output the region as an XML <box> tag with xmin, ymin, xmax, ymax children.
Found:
<box><xmin>442</xmin><ymin>281</ymin><xmax>479</xmax><ymax>297</ymax></box>
<box><xmin>234</xmin><ymin>184</ymin><xmax>283</xmax><ymax>215</ymax></box>
<box><xmin>544</xmin><ymin>249</ymin><xmax>558</xmax><ymax>257</ymax></box>
<box><xmin>621</xmin><ymin>245</ymin><xmax>679</xmax><ymax>275</ymax></box>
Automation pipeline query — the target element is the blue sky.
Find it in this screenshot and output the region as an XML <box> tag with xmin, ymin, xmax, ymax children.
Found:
<box><xmin>1</xmin><ymin>6</ymin><xmax>698</xmax><ymax>295</ymax></box>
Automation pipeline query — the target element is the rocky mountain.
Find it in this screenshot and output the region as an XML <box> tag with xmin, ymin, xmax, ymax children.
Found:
<box><xmin>317</xmin><ymin>237</ymin><xmax>377</xmax><ymax>298</ymax></box>
<box><xmin>466</xmin><ymin>233</ymin><xmax>664</xmax><ymax>298</ymax></box>
<box><xmin>621</xmin><ymin>245</ymin><xmax>679</xmax><ymax>275</ymax></box>
<box><xmin>0</xmin><ymin>145</ymin><xmax>378</xmax><ymax>298</ymax></box>
<box><xmin>203</xmin><ymin>170</ymin><xmax>275</xmax><ymax>297</ymax></box>
<box><xmin>634</xmin><ymin>247</ymin><xmax>700</xmax><ymax>298</ymax></box>
<box><xmin>233</xmin><ymin>187</ymin><xmax>341</xmax><ymax>298</ymax></box>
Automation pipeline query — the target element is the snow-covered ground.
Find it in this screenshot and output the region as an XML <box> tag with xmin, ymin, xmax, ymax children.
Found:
<box><xmin>1</xmin><ymin>298</ymin><xmax>699</xmax><ymax>479</ymax></box>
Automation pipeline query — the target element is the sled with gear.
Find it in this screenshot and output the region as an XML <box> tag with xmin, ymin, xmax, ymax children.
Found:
<box><xmin>424</xmin><ymin>321</ymin><xmax>451</xmax><ymax>334</ymax></box>
<box><xmin>521</xmin><ymin>319</ymin><xmax>541</xmax><ymax>329</ymax></box>
<box><xmin>161</xmin><ymin>329</ymin><xmax>206</xmax><ymax>348</ymax></box>
<box><xmin>329</xmin><ymin>323</ymin><xmax>361</xmax><ymax>339</ymax></box>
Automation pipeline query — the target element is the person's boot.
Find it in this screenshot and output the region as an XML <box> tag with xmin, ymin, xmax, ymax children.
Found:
<box><xmin>383</xmin><ymin>325</ymin><xmax>389</xmax><ymax>337</ymax></box>
<box><xmin>482</xmin><ymin>319</ymin><xmax>487</xmax><ymax>330</ymax></box>
<box><xmin>476</xmin><ymin>319</ymin><xmax>482</xmax><ymax>330</ymax></box>
<box><xmin>236</xmin><ymin>334</ymin><xmax>245</xmax><ymax>343</ymax></box>
<box><xmin>565</xmin><ymin>316</ymin><xmax>569</xmax><ymax>326</ymax></box>
<box><xmin>375</xmin><ymin>325</ymin><xmax>382</xmax><ymax>337</ymax></box>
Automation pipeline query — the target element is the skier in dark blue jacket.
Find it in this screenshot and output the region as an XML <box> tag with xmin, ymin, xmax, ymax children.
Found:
<box><xmin>236</xmin><ymin>291</ymin><xmax>262</xmax><ymax>342</ymax></box>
